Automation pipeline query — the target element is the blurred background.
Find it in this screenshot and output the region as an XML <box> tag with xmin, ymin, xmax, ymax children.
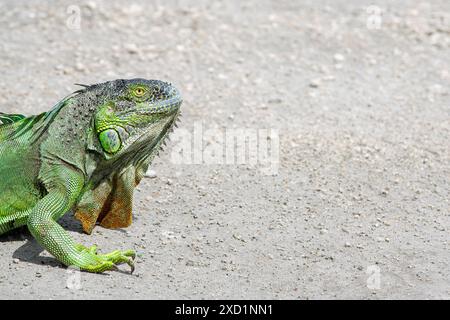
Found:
<box><xmin>0</xmin><ymin>0</ymin><xmax>448</xmax><ymax>299</ymax></box>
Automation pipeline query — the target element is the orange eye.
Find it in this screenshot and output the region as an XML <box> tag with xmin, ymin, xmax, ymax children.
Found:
<box><xmin>134</xmin><ymin>87</ymin><xmax>146</xmax><ymax>97</ymax></box>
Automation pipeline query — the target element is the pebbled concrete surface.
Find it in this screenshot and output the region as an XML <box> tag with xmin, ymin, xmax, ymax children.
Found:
<box><xmin>0</xmin><ymin>0</ymin><xmax>449</xmax><ymax>299</ymax></box>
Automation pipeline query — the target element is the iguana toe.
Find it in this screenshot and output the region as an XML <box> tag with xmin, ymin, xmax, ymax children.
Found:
<box><xmin>101</xmin><ymin>249</ymin><xmax>136</xmax><ymax>273</ymax></box>
<box><xmin>74</xmin><ymin>245</ymin><xmax>135</xmax><ymax>273</ymax></box>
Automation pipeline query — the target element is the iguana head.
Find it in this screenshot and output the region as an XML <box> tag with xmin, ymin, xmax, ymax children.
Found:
<box><xmin>73</xmin><ymin>78</ymin><xmax>182</xmax><ymax>233</ymax></box>
<box><xmin>85</xmin><ymin>78</ymin><xmax>182</xmax><ymax>160</ymax></box>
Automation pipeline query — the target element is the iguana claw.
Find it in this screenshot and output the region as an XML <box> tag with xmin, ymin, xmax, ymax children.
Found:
<box><xmin>73</xmin><ymin>244</ymin><xmax>136</xmax><ymax>273</ymax></box>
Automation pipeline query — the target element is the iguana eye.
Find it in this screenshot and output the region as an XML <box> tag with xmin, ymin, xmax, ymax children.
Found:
<box><xmin>133</xmin><ymin>87</ymin><xmax>146</xmax><ymax>97</ymax></box>
<box><xmin>99</xmin><ymin>129</ymin><xmax>122</xmax><ymax>154</ymax></box>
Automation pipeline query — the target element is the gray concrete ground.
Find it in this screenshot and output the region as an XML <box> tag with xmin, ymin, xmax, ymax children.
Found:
<box><xmin>0</xmin><ymin>0</ymin><xmax>449</xmax><ymax>299</ymax></box>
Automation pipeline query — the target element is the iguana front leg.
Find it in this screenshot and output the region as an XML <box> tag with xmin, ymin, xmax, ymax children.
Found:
<box><xmin>27</xmin><ymin>167</ymin><xmax>135</xmax><ymax>273</ymax></box>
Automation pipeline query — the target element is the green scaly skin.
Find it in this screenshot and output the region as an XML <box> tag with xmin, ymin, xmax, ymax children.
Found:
<box><xmin>0</xmin><ymin>79</ymin><xmax>182</xmax><ymax>273</ymax></box>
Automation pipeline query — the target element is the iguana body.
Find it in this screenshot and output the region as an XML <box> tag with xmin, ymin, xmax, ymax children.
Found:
<box><xmin>0</xmin><ymin>79</ymin><xmax>182</xmax><ymax>273</ymax></box>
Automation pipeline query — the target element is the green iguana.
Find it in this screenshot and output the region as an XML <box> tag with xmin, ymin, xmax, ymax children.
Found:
<box><xmin>0</xmin><ymin>79</ymin><xmax>182</xmax><ymax>273</ymax></box>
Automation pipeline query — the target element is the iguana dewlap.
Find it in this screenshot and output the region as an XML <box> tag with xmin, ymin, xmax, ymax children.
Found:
<box><xmin>0</xmin><ymin>79</ymin><xmax>182</xmax><ymax>273</ymax></box>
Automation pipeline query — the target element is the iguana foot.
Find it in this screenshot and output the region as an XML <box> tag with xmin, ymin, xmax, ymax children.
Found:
<box><xmin>73</xmin><ymin>244</ymin><xmax>136</xmax><ymax>273</ymax></box>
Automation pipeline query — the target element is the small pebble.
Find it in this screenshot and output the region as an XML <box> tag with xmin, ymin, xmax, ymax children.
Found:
<box><xmin>145</xmin><ymin>170</ymin><xmax>157</xmax><ymax>178</ymax></box>
<box><xmin>125</xmin><ymin>43</ymin><xmax>139</xmax><ymax>54</ymax></box>
<box><xmin>333</xmin><ymin>53</ymin><xmax>345</xmax><ymax>62</ymax></box>
<box><xmin>309</xmin><ymin>79</ymin><xmax>321</xmax><ymax>88</ymax></box>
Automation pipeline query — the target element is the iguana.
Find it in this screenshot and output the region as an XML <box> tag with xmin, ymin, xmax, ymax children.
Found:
<box><xmin>0</xmin><ymin>78</ymin><xmax>182</xmax><ymax>273</ymax></box>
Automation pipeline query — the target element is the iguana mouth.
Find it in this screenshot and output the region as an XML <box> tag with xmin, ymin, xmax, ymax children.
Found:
<box><xmin>144</xmin><ymin>95</ymin><xmax>182</xmax><ymax>115</ymax></box>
